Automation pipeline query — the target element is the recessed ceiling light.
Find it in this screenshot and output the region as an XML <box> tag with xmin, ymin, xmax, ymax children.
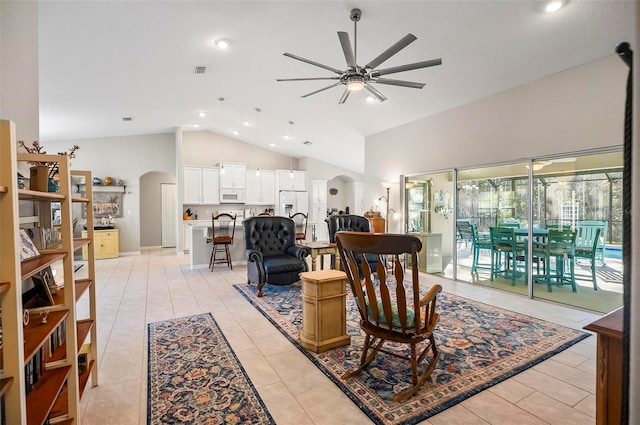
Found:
<box><xmin>215</xmin><ymin>38</ymin><xmax>230</xmax><ymax>49</ymax></box>
<box><xmin>242</xmin><ymin>120</ymin><xmax>252</xmax><ymax>126</ymax></box>
<box><xmin>193</xmin><ymin>124</ymin><xmax>200</xmax><ymax>128</ymax></box>
<box><xmin>231</xmin><ymin>130</ymin><xmax>239</xmax><ymax>135</ymax></box>
<box><xmin>269</xmin><ymin>143</ymin><xmax>276</xmax><ymax>147</ymax></box>
<box><xmin>198</xmin><ymin>112</ymin><xmax>206</xmax><ymax>118</ymax></box>
<box><xmin>283</xmin><ymin>135</ymin><xmax>291</xmax><ymax>140</ymax></box>
<box><xmin>366</xmin><ymin>96</ymin><xmax>376</xmax><ymax>103</ymax></box>
<box><xmin>544</xmin><ymin>0</ymin><xmax>565</xmax><ymax>13</ymax></box>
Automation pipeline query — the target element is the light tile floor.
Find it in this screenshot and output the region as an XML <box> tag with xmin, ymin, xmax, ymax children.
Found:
<box><xmin>77</xmin><ymin>248</ymin><xmax>601</xmax><ymax>424</ymax></box>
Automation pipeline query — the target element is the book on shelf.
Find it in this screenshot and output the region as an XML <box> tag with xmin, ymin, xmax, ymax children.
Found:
<box><xmin>19</xmin><ymin>229</ymin><xmax>40</xmax><ymax>262</ymax></box>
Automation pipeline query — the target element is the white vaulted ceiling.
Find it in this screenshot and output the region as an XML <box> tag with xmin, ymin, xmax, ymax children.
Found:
<box><xmin>37</xmin><ymin>1</ymin><xmax>635</xmax><ymax>173</ymax></box>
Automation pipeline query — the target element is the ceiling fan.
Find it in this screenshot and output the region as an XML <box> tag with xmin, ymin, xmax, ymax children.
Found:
<box><xmin>277</xmin><ymin>8</ymin><xmax>442</xmax><ymax>104</ymax></box>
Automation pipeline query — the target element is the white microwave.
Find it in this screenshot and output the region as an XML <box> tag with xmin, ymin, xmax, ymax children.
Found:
<box><xmin>220</xmin><ymin>188</ymin><xmax>245</xmax><ymax>204</ymax></box>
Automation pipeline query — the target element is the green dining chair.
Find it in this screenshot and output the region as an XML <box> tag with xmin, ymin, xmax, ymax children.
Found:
<box><xmin>576</xmin><ymin>221</ymin><xmax>607</xmax><ymax>266</ymax></box>
<box><xmin>490</xmin><ymin>226</ymin><xmax>525</xmax><ymax>285</ymax></box>
<box><xmin>534</xmin><ymin>229</ymin><xmax>577</xmax><ymax>292</ymax></box>
<box><xmin>471</xmin><ymin>224</ymin><xmax>492</xmax><ymax>274</ymax></box>
<box><xmin>574</xmin><ymin>227</ymin><xmax>601</xmax><ymax>290</ymax></box>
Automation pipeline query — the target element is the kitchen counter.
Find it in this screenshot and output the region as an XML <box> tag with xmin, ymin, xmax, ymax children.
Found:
<box><xmin>184</xmin><ymin>220</ymin><xmax>246</xmax><ymax>269</ymax></box>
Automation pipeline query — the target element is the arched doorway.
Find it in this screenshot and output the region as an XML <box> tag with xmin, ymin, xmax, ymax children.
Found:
<box><xmin>140</xmin><ymin>171</ymin><xmax>176</xmax><ymax>248</ymax></box>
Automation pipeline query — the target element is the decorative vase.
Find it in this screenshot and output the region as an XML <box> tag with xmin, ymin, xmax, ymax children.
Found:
<box><xmin>48</xmin><ymin>178</ymin><xmax>59</xmax><ymax>193</ymax></box>
<box><xmin>29</xmin><ymin>165</ymin><xmax>49</xmax><ymax>192</ymax></box>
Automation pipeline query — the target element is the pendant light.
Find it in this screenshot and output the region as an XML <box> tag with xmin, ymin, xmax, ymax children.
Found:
<box><xmin>255</xmin><ymin>107</ymin><xmax>261</xmax><ymax>176</ymax></box>
<box><xmin>218</xmin><ymin>97</ymin><xmax>225</xmax><ymax>175</ymax></box>
<box><xmin>289</xmin><ymin>120</ymin><xmax>294</xmax><ymax>179</ymax></box>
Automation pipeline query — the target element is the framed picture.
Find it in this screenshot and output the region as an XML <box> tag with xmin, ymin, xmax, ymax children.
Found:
<box><xmin>29</xmin><ymin>274</ymin><xmax>54</xmax><ymax>307</ymax></box>
<box><xmin>83</xmin><ymin>191</ymin><xmax>123</xmax><ymax>218</ymax></box>
<box><xmin>19</xmin><ymin>229</ymin><xmax>41</xmax><ymax>262</ymax></box>
<box><xmin>42</xmin><ymin>266</ymin><xmax>55</xmax><ymax>286</ymax></box>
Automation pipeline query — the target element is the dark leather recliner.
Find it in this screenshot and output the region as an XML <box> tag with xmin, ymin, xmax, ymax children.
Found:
<box><xmin>326</xmin><ymin>214</ymin><xmax>372</xmax><ymax>242</ymax></box>
<box><xmin>244</xmin><ymin>216</ymin><xmax>310</xmax><ymax>297</ymax></box>
<box><xmin>325</xmin><ymin>214</ymin><xmax>374</xmax><ymax>269</ymax></box>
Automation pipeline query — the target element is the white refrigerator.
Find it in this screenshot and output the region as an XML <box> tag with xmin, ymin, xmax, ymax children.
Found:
<box><xmin>278</xmin><ymin>191</ymin><xmax>309</xmax><ymax>217</ymax></box>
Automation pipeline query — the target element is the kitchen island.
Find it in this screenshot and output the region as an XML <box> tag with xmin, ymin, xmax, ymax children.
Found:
<box><xmin>184</xmin><ymin>220</ymin><xmax>246</xmax><ymax>269</ymax></box>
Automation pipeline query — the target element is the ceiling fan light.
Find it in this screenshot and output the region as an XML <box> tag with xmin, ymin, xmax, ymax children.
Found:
<box><xmin>544</xmin><ymin>0</ymin><xmax>564</xmax><ymax>13</ymax></box>
<box><xmin>347</xmin><ymin>79</ymin><xmax>365</xmax><ymax>91</ymax></box>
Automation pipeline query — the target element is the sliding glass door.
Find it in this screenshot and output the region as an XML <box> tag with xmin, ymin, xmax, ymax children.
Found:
<box><xmin>405</xmin><ymin>149</ymin><xmax>624</xmax><ymax>314</ymax></box>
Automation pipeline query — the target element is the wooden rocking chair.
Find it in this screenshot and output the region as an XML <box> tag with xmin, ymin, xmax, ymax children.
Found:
<box><xmin>335</xmin><ymin>231</ymin><xmax>442</xmax><ymax>402</ymax></box>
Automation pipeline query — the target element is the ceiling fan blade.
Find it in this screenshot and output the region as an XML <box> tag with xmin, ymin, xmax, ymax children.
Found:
<box><xmin>364</xmin><ymin>84</ymin><xmax>388</xmax><ymax>102</ymax></box>
<box><xmin>277</xmin><ymin>77</ymin><xmax>341</xmax><ymax>82</ymax></box>
<box><xmin>283</xmin><ymin>52</ymin><xmax>344</xmax><ymax>75</ymax></box>
<box><xmin>338</xmin><ymin>88</ymin><xmax>351</xmax><ymax>104</ymax></box>
<box><xmin>372</xmin><ymin>58</ymin><xmax>442</xmax><ymax>77</ymax></box>
<box><xmin>364</xmin><ymin>34</ymin><xmax>417</xmax><ymax>70</ymax></box>
<box><xmin>301</xmin><ymin>82</ymin><xmax>342</xmax><ymax>98</ymax></box>
<box><xmin>372</xmin><ymin>78</ymin><xmax>425</xmax><ymax>89</ymax></box>
<box><xmin>337</xmin><ymin>32</ymin><xmax>356</xmax><ymax>69</ymax></box>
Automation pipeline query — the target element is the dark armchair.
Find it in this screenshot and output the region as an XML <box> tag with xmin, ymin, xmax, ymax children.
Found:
<box><xmin>244</xmin><ymin>216</ymin><xmax>310</xmax><ymax>297</ymax></box>
<box><xmin>325</xmin><ymin>214</ymin><xmax>373</xmax><ymax>269</ymax></box>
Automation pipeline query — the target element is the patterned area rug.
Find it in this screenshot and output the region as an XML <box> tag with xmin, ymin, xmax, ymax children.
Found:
<box><xmin>147</xmin><ymin>313</ymin><xmax>275</xmax><ymax>425</ymax></box>
<box><xmin>234</xmin><ymin>283</ymin><xmax>589</xmax><ymax>425</ymax></box>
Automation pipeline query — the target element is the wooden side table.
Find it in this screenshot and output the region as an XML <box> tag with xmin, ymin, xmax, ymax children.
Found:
<box><xmin>298</xmin><ymin>241</ymin><xmax>340</xmax><ymax>271</ymax></box>
<box><xmin>584</xmin><ymin>307</ymin><xmax>623</xmax><ymax>425</ymax></box>
<box><xmin>299</xmin><ymin>270</ymin><xmax>351</xmax><ymax>353</ymax></box>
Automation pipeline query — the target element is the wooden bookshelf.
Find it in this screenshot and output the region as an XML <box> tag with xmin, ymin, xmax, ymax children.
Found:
<box><xmin>23</xmin><ymin>310</ymin><xmax>69</xmax><ymax>364</ymax></box>
<box><xmin>25</xmin><ymin>365</ymin><xmax>71</xmax><ymax>425</ymax></box>
<box><xmin>2</xmin><ymin>121</ymin><xmax>99</xmax><ymax>424</ymax></box>
<box><xmin>71</xmin><ymin>194</ymin><xmax>90</xmax><ymax>203</ymax></box>
<box><xmin>0</xmin><ymin>377</ymin><xmax>13</xmax><ymax>397</ymax></box>
<box><xmin>47</xmin><ymin>319</ymin><xmax>94</xmax><ymax>364</ymax></box>
<box><xmin>17</xmin><ymin>188</ymin><xmax>66</xmax><ymax>202</ymax></box>
<box><xmin>20</xmin><ymin>252</ymin><xmax>67</xmax><ymax>281</ymax></box>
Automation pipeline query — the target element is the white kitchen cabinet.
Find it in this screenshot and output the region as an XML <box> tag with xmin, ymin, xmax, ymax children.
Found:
<box><xmin>247</xmin><ymin>169</ymin><xmax>275</xmax><ymax>205</ymax></box>
<box><xmin>276</xmin><ymin>169</ymin><xmax>307</xmax><ymax>191</ymax></box>
<box><xmin>311</xmin><ymin>179</ymin><xmax>328</xmax><ymax>204</ymax></box>
<box><xmin>183</xmin><ymin>166</ymin><xmax>219</xmax><ymax>204</ymax></box>
<box><xmin>309</xmin><ymin>179</ymin><xmax>328</xmax><ymax>241</ymax></box>
<box><xmin>202</xmin><ymin>168</ymin><xmax>220</xmax><ymax>204</ymax></box>
<box><xmin>219</xmin><ymin>163</ymin><xmax>246</xmax><ymax>189</ymax></box>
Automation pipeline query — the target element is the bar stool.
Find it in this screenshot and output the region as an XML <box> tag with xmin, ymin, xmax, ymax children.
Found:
<box><xmin>290</xmin><ymin>212</ymin><xmax>308</xmax><ymax>242</ymax></box>
<box><xmin>207</xmin><ymin>213</ymin><xmax>236</xmax><ymax>270</ymax></box>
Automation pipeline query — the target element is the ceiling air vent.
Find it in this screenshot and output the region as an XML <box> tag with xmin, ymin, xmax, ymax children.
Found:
<box><xmin>303</xmin><ymin>140</ymin><xmax>312</xmax><ymax>145</ymax></box>
<box><xmin>122</xmin><ymin>117</ymin><xmax>133</xmax><ymax>121</ymax></box>
<box><xmin>193</xmin><ymin>66</ymin><xmax>207</xmax><ymax>74</ymax></box>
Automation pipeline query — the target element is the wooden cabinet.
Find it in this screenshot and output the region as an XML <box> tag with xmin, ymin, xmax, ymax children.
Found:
<box><xmin>82</xmin><ymin>229</ymin><xmax>119</xmax><ymax>259</ymax></box>
<box><xmin>183</xmin><ymin>166</ymin><xmax>219</xmax><ymax>204</ymax></box>
<box><xmin>584</xmin><ymin>307</ymin><xmax>623</xmax><ymax>425</ymax></box>
<box><xmin>0</xmin><ymin>119</ymin><xmax>99</xmax><ymax>425</ymax></box>
<box><xmin>246</xmin><ymin>170</ymin><xmax>275</xmax><ymax>205</ymax></box>
<box><xmin>276</xmin><ymin>170</ymin><xmax>306</xmax><ymax>191</ymax></box>
<box><xmin>219</xmin><ymin>163</ymin><xmax>246</xmax><ymax>189</ymax></box>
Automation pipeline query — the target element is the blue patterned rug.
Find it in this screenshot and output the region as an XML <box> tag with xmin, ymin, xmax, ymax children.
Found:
<box><xmin>234</xmin><ymin>283</ymin><xmax>590</xmax><ymax>425</ymax></box>
<box><xmin>147</xmin><ymin>313</ymin><xmax>275</xmax><ymax>424</ymax></box>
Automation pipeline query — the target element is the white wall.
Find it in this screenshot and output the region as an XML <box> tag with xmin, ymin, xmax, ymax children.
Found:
<box><xmin>299</xmin><ymin>157</ymin><xmax>363</xmax><ymax>182</ymax></box>
<box><xmin>0</xmin><ymin>1</ymin><xmax>39</xmax><ymax>141</ymax></box>
<box><xmin>46</xmin><ymin>133</ymin><xmax>175</xmax><ymax>253</ymax></box>
<box><xmin>183</xmin><ymin>130</ymin><xmax>296</xmax><ymax>170</ymax></box>
<box><xmin>326</xmin><ymin>177</ymin><xmax>346</xmax><ymax>212</ymax></box>
<box><xmin>365</xmin><ymin>55</ymin><xmax>628</xmax><ymax>232</ymax></box>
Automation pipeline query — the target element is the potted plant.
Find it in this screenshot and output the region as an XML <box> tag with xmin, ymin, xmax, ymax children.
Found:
<box><xmin>17</xmin><ymin>140</ymin><xmax>79</xmax><ymax>192</ymax></box>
